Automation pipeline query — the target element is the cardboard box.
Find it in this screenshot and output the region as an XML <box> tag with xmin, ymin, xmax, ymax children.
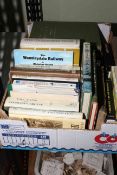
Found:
<box><xmin>0</xmin><ymin>110</ymin><xmax>117</xmax><ymax>152</ymax></box>
<box><xmin>0</xmin><ymin>87</ymin><xmax>117</xmax><ymax>153</ymax></box>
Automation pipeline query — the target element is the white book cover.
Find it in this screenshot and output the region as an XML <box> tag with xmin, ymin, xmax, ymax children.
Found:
<box><xmin>20</xmin><ymin>38</ymin><xmax>80</xmax><ymax>49</ymax></box>
<box><xmin>10</xmin><ymin>91</ymin><xmax>79</xmax><ymax>103</ymax></box>
<box><xmin>12</xmin><ymin>85</ymin><xmax>79</xmax><ymax>96</ymax></box>
<box><xmin>12</xmin><ymin>74</ymin><xmax>79</xmax><ymax>82</ymax></box>
<box><xmin>13</xmin><ymin>79</ymin><xmax>78</xmax><ymax>89</ymax></box>
<box><xmin>4</xmin><ymin>96</ymin><xmax>79</xmax><ymax>112</ymax></box>
<box><xmin>9</xmin><ymin>107</ymin><xmax>82</xmax><ymax>119</ymax></box>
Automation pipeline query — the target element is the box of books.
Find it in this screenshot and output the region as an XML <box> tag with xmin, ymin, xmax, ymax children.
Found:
<box><xmin>34</xmin><ymin>151</ymin><xmax>114</xmax><ymax>175</ymax></box>
<box><xmin>0</xmin><ymin>95</ymin><xmax>117</xmax><ymax>153</ymax></box>
<box><xmin>0</xmin><ymin>40</ymin><xmax>117</xmax><ymax>153</ymax></box>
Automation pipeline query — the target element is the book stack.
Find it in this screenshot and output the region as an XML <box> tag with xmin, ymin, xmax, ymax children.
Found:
<box><xmin>3</xmin><ymin>38</ymin><xmax>86</xmax><ymax>130</ymax></box>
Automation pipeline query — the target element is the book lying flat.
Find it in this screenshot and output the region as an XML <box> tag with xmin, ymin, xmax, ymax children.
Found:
<box><xmin>12</xmin><ymin>79</ymin><xmax>79</xmax><ymax>89</ymax></box>
<box><xmin>30</xmin><ymin>21</ymin><xmax>101</xmax><ymax>48</ymax></box>
<box><xmin>9</xmin><ymin>91</ymin><xmax>79</xmax><ymax>104</ymax></box>
<box><xmin>9</xmin><ymin>113</ymin><xmax>86</xmax><ymax>129</ymax></box>
<box><xmin>13</xmin><ymin>49</ymin><xmax>74</xmax><ymax>69</ymax></box>
<box><xmin>10</xmin><ymin>67</ymin><xmax>80</xmax><ymax>79</ymax></box>
<box><xmin>20</xmin><ymin>38</ymin><xmax>80</xmax><ymax>66</ymax></box>
<box><xmin>4</xmin><ymin>96</ymin><xmax>79</xmax><ymax>112</ymax></box>
<box><xmin>11</xmin><ymin>74</ymin><xmax>79</xmax><ymax>83</ymax></box>
<box><xmin>9</xmin><ymin>107</ymin><xmax>83</xmax><ymax>119</ymax></box>
<box><xmin>11</xmin><ymin>82</ymin><xmax>79</xmax><ymax>96</ymax></box>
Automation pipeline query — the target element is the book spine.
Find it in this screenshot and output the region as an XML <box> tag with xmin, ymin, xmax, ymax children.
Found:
<box><xmin>81</xmin><ymin>92</ymin><xmax>92</xmax><ymax>119</ymax></box>
<box><xmin>11</xmin><ymin>74</ymin><xmax>79</xmax><ymax>83</ymax></box>
<box><xmin>12</xmin><ymin>86</ymin><xmax>79</xmax><ymax>96</ymax></box>
<box><xmin>20</xmin><ymin>38</ymin><xmax>80</xmax><ymax>48</ymax></box>
<box><xmin>106</xmin><ymin>79</ymin><xmax>115</xmax><ymax>117</ymax></box>
<box><xmin>13</xmin><ymin>80</ymin><xmax>78</xmax><ymax>89</ymax></box>
<box><xmin>4</xmin><ymin>97</ymin><xmax>79</xmax><ymax>112</ymax></box>
<box><xmin>82</xmin><ymin>42</ymin><xmax>91</xmax><ymax>80</ymax></box>
<box><xmin>9</xmin><ymin>107</ymin><xmax>82</xmax><ymax>118</ymax></box>
<box><xmin>10</xmin><ymin>91</ymin><xmax>79</xmax><ymax>103</ymax></box>
<box><xmin>11</xmin><ymin>69</ymin><xmax>80</xmax><ymax>78</ymax></box>
<box><xmin>88</xmin><ymin>102</ymin><xmax>98</xmax><ymax>130</ymax></box>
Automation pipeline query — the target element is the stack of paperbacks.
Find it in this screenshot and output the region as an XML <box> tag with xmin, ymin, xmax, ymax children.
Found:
<box><xmin>4</xmin><ymin>38</ymin><xmax>86</xmax><ymax>130</ymax></box>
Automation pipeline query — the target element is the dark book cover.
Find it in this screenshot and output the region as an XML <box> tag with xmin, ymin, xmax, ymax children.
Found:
<box><xmin>105</xmin><ymin>78</ymin><xmax>116</xmax><ymax>119</ymax></box>
<box><xmin>30</xmin><ymin>21</ymin><xmax>101</xmax><ymax>47</ymax></box>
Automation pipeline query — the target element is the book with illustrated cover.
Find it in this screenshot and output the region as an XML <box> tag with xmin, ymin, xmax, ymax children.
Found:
<box><xmin>8</xmin><ymin>114</ymin><xmax>86</xmax><ymax>129</ymax></box>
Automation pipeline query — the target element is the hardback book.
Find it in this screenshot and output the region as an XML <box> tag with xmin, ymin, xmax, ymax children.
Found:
<box><xmin>20</xmin><ymin>38</ymin><xmax>80</xmax><ymax>66</ymax></box>
<box><xmin>9</xmin><ymin>68</ymin><xmax>80</xmax><ymax>82</ymax></box>
<box><xmin>10</xmin><ymin>67</ymin><xmax>80</xmax><ymax>78</ymax></box>
<box><xmin>29</xmin><ymin>22</ymin><xmax>101</xmax><ymax>49</ymax></box>
<box><xmin>10</xmin><ymin>68</ymin><xmax>80</xmax><ymax>83</ymax></box>
<box><xmin>13</xmin><ymin>49</ymin><xmax>74</xmax><ymax>69</ymax></box>
<box><xmin>105</xmin><ymin>78</ymin><xmax>116</xmax><ymax>119</ymax></box>
<box><xmin>106</xmin><ymin>79</ymin><xmax>116</xmax><ymax>117</ymax></box>
<box><xmin>10</xmin><ymin>66</ymin><xmax>80</xmax><ymax>74</ymax></box>
<box><xmin>11</xmin><ymin>75</ymin><xmax>79</xmax><ymax>83</ymax></box>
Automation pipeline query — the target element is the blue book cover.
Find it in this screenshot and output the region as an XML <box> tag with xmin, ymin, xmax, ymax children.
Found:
<box><xmin>13</xmin><ymin>49</ymin><xmax>73</xmax><ymax>67</ymax></box>
<box><xmin>82</xmin><ymin>81</ymin><xmax>92</xmax><ymax>93</ymax></box>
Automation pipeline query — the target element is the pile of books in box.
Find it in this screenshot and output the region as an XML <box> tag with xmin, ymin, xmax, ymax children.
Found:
<box><xmin>33</xmin><ymin>151</ymin><xmax>114</xmax><ymax>175</ymax></box>
<box><xmin>2</xmin><ymin>38</ymin><xmax>103</xmax><ymax>130</ymax></box>
<box><xmin>3</xmin><ymin>38</ymin><xmax>84</xmax><ymax>129</ymax></box>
